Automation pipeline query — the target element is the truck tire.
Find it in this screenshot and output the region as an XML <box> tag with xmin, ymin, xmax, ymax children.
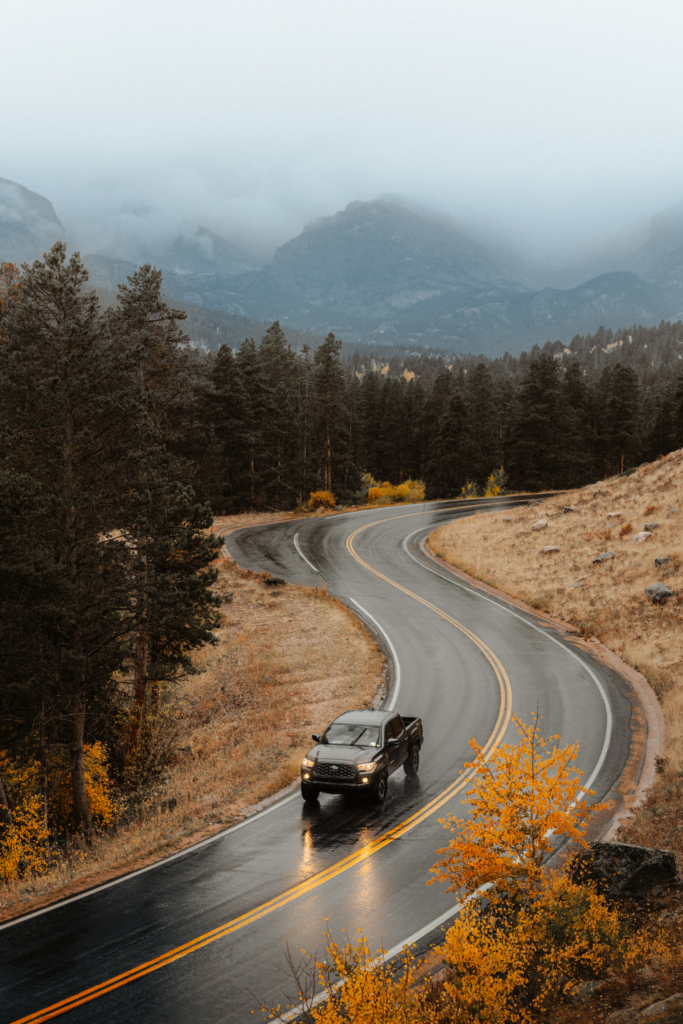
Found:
<box><xmin>404</xmin><ymin>744</ymin><xmax>420</xmax><ymax>777</ymax></box>
<box><xmin>372</xmin><ymin>773</ymin><xmax>388</xmax><ymax>804</ymax></box>
<box><xmin>301</xmin><ymin>781</ymin><xmax>320</xmax><ymax>802</ymax></box>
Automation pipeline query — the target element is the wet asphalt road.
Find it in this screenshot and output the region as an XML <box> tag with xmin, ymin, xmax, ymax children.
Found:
<box><xmin>1</xmin><ymin>498</ymin><xmax>641</xmax><ymax>1024</ymax></box>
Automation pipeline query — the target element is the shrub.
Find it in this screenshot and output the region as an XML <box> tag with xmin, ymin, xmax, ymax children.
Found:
<box><xmin>366</xmin><ymin>479</ymin><xmax>425</xmax><ymax>506</ymax></box>
<box><xmin>49</xmin><ymin>742</ymin><xmax>118</xmax><ymax>831</ymax></box>
<box><xmin>619</xmin><ymin>522</ymin><xmax>633</xmax><ymax>538</ymax></box>
<box><xmin>269</xmin><ymin>928</ymin><xmax>440</xmax><ymax>1024</ymax></box>
<box><xmin>484</xmin><ymin>466</ymin><xmax>509</xmax><ymax>497</ymax></box>
<box><xmin>461</xmin><ymin>480</ymin><xmax>480</xmax><ymax>499</ymax></box>
<box><xmin>0</xmin><ymin>795</ymin><xmax>50</xmax><ymax>882</ymax></box>
<box><xmin>308</xmin><ymin>490</ymin><xmax>336</xmax><ymax>509</ymax></box>
<box><xmin>437</xmin><ymin>871</ymin><xmax>658</xmax><ymax>1023</ymax></box>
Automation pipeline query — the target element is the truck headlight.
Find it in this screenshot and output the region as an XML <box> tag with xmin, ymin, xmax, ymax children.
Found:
<box><xmin>302</xmin><ymin>758</ymin><xmax>315</xmax><ymax>769</ymax></box>
<box><xmin>357</xmin><ymin>762</ymin><xmax>377</xmax><ymax>772</ymax></box>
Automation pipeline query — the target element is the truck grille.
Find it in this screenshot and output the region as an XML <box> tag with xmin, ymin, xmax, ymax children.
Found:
<box><xmin>314</xmin><ymin>762</ymin><xmax>356</xmax><ymax>780</ymax></box>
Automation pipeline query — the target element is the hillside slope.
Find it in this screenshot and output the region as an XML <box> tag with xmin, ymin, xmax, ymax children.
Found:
<box><xmin>430</xmin><ymin>451</ymin><xmax>683</xmax><ymax>861</ymax></box>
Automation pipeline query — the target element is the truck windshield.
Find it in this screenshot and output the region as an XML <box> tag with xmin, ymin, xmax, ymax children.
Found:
<box><xmin>323</xmin><ymin>723</ymin><xmax>381</xmax><ymax>747</ymax></box>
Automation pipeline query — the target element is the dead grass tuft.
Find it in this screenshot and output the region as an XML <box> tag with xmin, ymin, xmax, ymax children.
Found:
<box><xmin>429</xmin><ymin>449</ymin><xmax>683</xmax><ymax>865</ymax></box>
<box><xmin>0</xmin><ymin>521</ymin><xmax>385</xmax><ymax>921</ymax></box>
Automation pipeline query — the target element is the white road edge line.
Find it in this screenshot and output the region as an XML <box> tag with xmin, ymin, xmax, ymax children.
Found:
<box><xmin>349</xmin><ymin>599</ymin><xmax>401</xmax><ymax>711</ymax></box>
<box><xmin>293</xmin><ymin>531</ymin><xmax>320</xmax><ymax>574</ymax></box>
<box><xmin>0</xmin><ymin>791</ymin><xmax>301</xmax><ymax>932</ymax></box>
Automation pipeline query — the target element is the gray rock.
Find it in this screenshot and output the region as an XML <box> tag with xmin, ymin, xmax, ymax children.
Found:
<box><xmin>632</xmin><ymin>531</ymin><xmax>654</xmax><ymax>544</ymax></box>
<box><xmin>607</xmin><ymin>511</ymin><xmax>624</xmax><ymax>518</ymax></box>
<box><xmin>639</xmin><ymin>992</ymin><xmax>683</xmax><ymax>1018</ymax></box>
<box><xmin>644</xmin><ymin>522</ymin><xmax>660</xmax><ymax>531</ymax></box>
<box><xmin>593</xmin><ymin>551</ymin><xmax>616</xmax><ymax>563</ymax></box>
<box><xmin>644</xmin><ymin>582</ymin><xmax>675</xmax><ymax>604</ymax></box>
<box><xmin>539</xmin><ymin>545</ymin><xmax>560</xmax><ymax>555</ymax></box>
<box><xmin>527</xmin><ymin>498</ymin><xmax>545</xmax><ymax>506</ymax></box>
<box><xmin>570</xmin><ymin>841</ymin><xmax>676</xmax><ymax>895</ymax></box>
<box><xmin>562</xmin><ymin>506</ymin><xmax>580</xmax><ymax>513</ymax></box>
<box><xmin>654</xmin><ymin>557</ymin><xmax>673</xmax><ymax>568</ymax></box>
<box><xmin>605</xmin><ymin>1007</ymin><xmax>641</xmax><ymax>1023</ymax></box>
<box><xmin>531</xmin><ymin>519</ymin><xmax>548</xmax><ymax>531</ymax></box>
<box><xmin>666</xmin><ymin>508</ymin><xmax>678</xmax><ymax>516</ymax></box>
<box><xmin>571</xmin><ymin>979</ymin><xmax>606</xmax><ymax>1004</ymax></box>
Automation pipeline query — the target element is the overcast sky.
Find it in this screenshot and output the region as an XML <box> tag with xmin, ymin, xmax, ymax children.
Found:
<box><xmin>3</xmin><ymin>0</ymin><xmax>683</xmax><ymax>263</ymax></box>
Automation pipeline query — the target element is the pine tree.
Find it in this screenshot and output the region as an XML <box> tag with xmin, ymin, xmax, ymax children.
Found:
<box><xmin>313</xmin><ymin>333</ymin><xmax>346</xmax><ymax>493</ymax></box>
<box><xmin>109</xmin><ymin>265</ymin><xmax>221</xmax><ymax>780</ymax></box>
<box><xmin>506</xmin><ymin>355</ymin><xmax>565</xmax><ymax>491</ymax></box>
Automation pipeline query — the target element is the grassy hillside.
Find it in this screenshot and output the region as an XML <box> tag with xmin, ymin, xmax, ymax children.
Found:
<box><xmin>430</xmin><ymin>449</ymin><xmax>683</xmax><ymax>863</ymax></box>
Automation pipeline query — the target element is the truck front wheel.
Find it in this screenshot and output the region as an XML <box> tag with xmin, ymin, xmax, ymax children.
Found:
<box><xmin>301</xmin><ymin>781</ymin><xmax>320</xmax><ymax>802</ymax></box>
<box><xmin>404</xmin><ymin>744</ymin><xmax>420</xmax><ymax>777</ymax></box>
<box><xmin>372</xmin><ymin>773</ymin><xmax>388</xmax><ymax>803</ymax></box>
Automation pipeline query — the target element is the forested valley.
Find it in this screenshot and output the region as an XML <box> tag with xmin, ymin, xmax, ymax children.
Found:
<box><xmin>1</xmin><ymin>245</ymin><xmax>683</xmax><ymax>875</ymax></box>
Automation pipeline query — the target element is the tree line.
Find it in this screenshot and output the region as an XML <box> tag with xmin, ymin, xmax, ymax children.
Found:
<box><xmin>196</xmin><ymin>325</ymin><xmax>683</xmax><ymax>509</ymax></box>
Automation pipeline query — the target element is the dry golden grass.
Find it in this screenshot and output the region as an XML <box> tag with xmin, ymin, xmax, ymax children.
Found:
<box><xmin>430</xmin><ymin>449</ymin><xmax>683</xmax><ymax>863</ymax></box>
<box><xmin>0</xmin><ymin>533</ymin><xmax>384</xmax><ymax>922</ymax></box>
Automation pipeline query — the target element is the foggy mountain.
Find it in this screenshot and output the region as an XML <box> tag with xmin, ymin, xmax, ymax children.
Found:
<box><xmin>158</xmin><ymin>199</ymin><xmax>680</xmax><ymax>352</ymax></box>
<box><xmin>132</xmin><ymin>225</ymin><xmax>258</xmax><ymax>277</ymax></box>
<box><xmin>0</xmin><ymin>177</ymin><xmax>64</xmax><ymax>264</ymax></box>
<box><xmin>3</xmin><ymin>180</ymin><xmax>683</xmax><ymax>355</ymax></box>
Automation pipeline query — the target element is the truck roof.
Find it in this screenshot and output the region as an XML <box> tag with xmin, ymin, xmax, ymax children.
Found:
<box><xmin>332</xmin><ymin>709</ymin><xmax>395</xmax><ymax>725</ymax></box>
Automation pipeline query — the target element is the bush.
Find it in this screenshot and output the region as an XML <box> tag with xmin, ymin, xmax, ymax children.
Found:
<box><xmin>484</xmin><ymin>466</ymin><xmax>509</xmax><ymax>497</ymax></box>
<box><xmin>461</xmin><ymin>480</ymin><xmax>480</xmax><ymax>498</ymax></box>
<box><xmin>308</xmin><ymin>490</ymin><xmax>336</xmax><ymax>509</ymax></box>
<box><xmin>366</xmin><ymin>479</ymin><xmax>425</xmax><ymax>506</ymax></box>
<box><xmin>268</xmin><ymin>928</ymin><xmax>441</xmax><ymax>1024</ymax></box>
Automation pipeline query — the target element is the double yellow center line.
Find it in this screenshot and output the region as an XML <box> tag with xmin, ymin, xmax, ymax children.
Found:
<box><xmin>14</xmin><ymin>510</ymin><xmax>512</xmax><ymax>1024</ymax></box>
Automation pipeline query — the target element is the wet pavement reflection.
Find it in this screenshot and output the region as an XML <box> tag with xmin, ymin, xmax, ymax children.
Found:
<box><xmin>299</xmin><ymin>774</ymin><xmax>423</xmax><ymax>852</ymax></box>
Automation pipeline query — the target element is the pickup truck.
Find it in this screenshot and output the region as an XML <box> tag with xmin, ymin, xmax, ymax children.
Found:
<box><xmin>300</xmin><ymin>709</ymin><xmax>423</xmax><ymax>803</ymax></box>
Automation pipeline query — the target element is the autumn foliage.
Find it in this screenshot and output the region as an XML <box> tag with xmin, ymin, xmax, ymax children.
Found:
<box><xmin>268</xmin><ymin>928</ymin><xmax>441</xmax><ymax>1024</ymax></box>
<box><xmin>365</xmin><ymin>477</ymin><xmax>425</xmax><ymax>505</ymax></box>
<box><xmin>308</xmin><ymin>490</ymin><xmax>337</xmax><ymax>509</ymax></box>
<box><xmin>431</xmin><ymin>714</ymin><xmax>597</xmax><ymax>899</ymax></box>
<box><xmin>0</xmin><ymin>744</ymin><xmax>117</xmax><ymax>882</ymax></box>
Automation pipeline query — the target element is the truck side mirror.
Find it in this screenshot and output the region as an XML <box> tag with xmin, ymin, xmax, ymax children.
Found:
<box><xmin>387</xmin><ymin>737</ymin><xmax>399</xmax><ymax>746</ymax></box>
<box><xmin>312</xmin><ymin>734</ymin><xmax>320</xmax><ymax>742</ymax></box>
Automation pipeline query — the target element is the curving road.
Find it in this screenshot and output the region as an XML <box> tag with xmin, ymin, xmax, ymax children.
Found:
<box><xmin>2</xmin><ymin>498</ymin><xmax>642</xmax><ymax>1024</ymax></box>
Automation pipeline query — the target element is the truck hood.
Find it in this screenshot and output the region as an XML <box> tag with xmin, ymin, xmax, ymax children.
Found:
<box><xmin>307</xmin><ymin>744</ymin><xmax>380</xmax><ymax>765</ymax></box>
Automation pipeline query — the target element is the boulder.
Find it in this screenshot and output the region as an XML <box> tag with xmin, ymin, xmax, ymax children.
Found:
<box><xmin>640</xmin><ymin>993</ymin><xmax>683</xmax><ymax>1019</ymax></box>
<box><xmin>644</xmin><ymin>582</ymin><xmax>675</xmax><ymax>604</ymax></box>
<box><xmin>593</xmin><ymin>551</ymin><xmax>616</xmax><ymax>563</ymax></box>
<box><xmin>539</xmin><ymin>545</ymin><xmax>560</xmax><ymax>555</ymax></box>
<box><xmin>607</xmin><ymin>511</ymin><xmax>624</xmax><ymax>518</ymax></box>
<box><xmin>667</xmin><ymin>508</ymin><xmax>678</xmax><ymax>516</ymax></box>
<box><xmin>570</xmin><ymin>841</ymin><xmax>676</xmax><ymax>896</ymax></box>
<box><xmin>531</xmin><ymin>519</ymin><xmax>548</xmax><ymax>531</ymax></box>
<box><xmin>644</xmin><ymin>522</ymin><xmax>660</xmax><ymax>531</ymax></box>
<box><xmin>632</xmin><ymin>531</ymin><xmax>654</xmax><ymax>544</ymax></box>
<box><xmin>654</xmin><ymin>556</ymin><xmax>672</xmax><ymax>568</ymax></box>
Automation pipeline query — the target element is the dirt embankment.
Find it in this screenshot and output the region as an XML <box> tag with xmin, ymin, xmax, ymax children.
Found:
<box><xmin>0</xmin><ymin>524</ymin><xmax>385</xmax><ymax>922</ymax></box>
<box><xmin>429</xmin><ymin>449</ymin><xmax>683</xmax><ymax>865</ymax></box>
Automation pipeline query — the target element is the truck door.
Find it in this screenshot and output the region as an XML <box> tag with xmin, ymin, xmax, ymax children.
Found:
<box><xmin>387</xmin><ymin>716</ymin><xmax>408</xmax><ymax>770</ymax></box>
